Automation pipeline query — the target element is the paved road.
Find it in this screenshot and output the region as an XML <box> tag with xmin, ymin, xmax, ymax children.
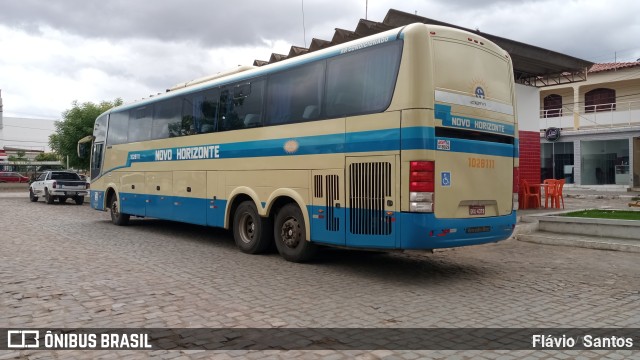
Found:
<box><xmin>0</xmin><ymin>193</ymin><xmax>638</xmax><ymax>359</ymax></box>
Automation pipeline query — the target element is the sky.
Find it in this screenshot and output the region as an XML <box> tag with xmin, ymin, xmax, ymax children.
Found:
<box><xmin>1</xmin><ymin>0</ymin><xmax>639</xmax><ymax>121</ymax></box>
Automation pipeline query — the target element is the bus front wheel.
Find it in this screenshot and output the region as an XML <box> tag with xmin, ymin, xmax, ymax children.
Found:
<box><xmin>109</xmin><ymin>193</ymin><xmax>130</xmax><ymax>226</ymax></box>
<box><xmin>233</xmin><ymin>201</ymin><xmax>272</xmax><ymax>254</ymax></box>
<box><xmin>274</xmin><ymin>203</ymin><xmax>317</xmax><ymax>263</ymax></box>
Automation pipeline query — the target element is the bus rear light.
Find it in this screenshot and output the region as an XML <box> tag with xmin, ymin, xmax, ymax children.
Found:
<box><xmin>410</xmin><ymin>182</ymin><xmax>432</xmax><ymax>192</ymax></box>
<box><xmin>410</xmin><ymin>192</ymin><xmax>433</xmax><ymax>202</ymax></box>
<box><xmin>86</xmin><ymin>182</ymin><xmax>90</xmax><ymax>189</ymax></box>
<box><xmin>410</xmin><ymin>161</ymin><xmax>434</xmax><ymax>213</ymax></box>
<box><xmin>409</xmin><ymin>161</ymin><xmax>434</xmax><ymax>192</ymax></box>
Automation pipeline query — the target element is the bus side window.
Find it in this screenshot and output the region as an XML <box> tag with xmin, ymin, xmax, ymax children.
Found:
<box><xmin>325</xmin><ymin>41</ymin><xmax>402</xmax><ymax>118</ymax></box>
<box><xmin>153</xmin><ymin>98</ymin><xmax>182</xmax><ymax>139</ymax></box>
<box><xmin>266</xmin><ymin>61</ymin><xmax>325</xmax><ymax>125</ymax></box>
<box><xmin>182</xmin><ymin>88</ymin><xmax>220</xmax><ymax>135</ymax></box>
<box><xmin>128</xmin><ymin>106</ymin><xmax>153</xmax><ymax>143</ymax></box>
<box><xmin>106</xmin><ymin>111</ymin><xmax>129</xmax><ymax>145</ymax></box>
<box><xmin>200</xmin><ymin>89</ymin><xmax>220</xmax><ymax>134</ymax></box>
<box><xmin>220</xmin><ymin>79</ymin><xmax>265</xmax><ymax>131</ymax></box>
<box><xmin>91</xmin><ymin>143</ymin><xmax>104</xmax><ymax>179</ymax></box>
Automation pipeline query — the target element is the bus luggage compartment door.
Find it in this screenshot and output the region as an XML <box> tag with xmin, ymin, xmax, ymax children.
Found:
<box><xmin>345</xmin><ymin>156</ymin><xmax>398</xmax><ymax>249</ymax></box>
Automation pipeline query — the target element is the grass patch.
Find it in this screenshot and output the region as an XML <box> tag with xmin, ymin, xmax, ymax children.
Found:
<box><xmin>562</xmin><ymin>209</ymin><xmax>640</xmax><ymax>220</ymax></box>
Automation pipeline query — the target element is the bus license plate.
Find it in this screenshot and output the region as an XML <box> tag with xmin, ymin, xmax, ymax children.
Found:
<box><xmin>469</xmin><ymin>205</ymin><xmax>485</xmax><ymax>215</ymax></box>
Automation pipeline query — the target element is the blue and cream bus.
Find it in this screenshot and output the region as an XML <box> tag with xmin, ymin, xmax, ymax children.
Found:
<box><xmin>81</xmin><ymin>23</ymin><xmax>519</xmax><ymax>262</ymax></box>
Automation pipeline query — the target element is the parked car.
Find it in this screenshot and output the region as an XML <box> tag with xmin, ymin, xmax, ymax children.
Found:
<box><xmin>0</xmin><ymin>171</ymin><xmax>29</xmax><ymax>183</ymax></box>
<box><xmin>29</xmin><ymin>170</ymin><xmax>88</xmax><ymax>204</ymax></box>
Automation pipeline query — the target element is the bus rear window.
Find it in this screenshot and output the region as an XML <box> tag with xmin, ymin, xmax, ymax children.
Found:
<box><xmin>433</xmin><ymin>39</ymin><xmax>512</xmax><ymax>105</ymax></box>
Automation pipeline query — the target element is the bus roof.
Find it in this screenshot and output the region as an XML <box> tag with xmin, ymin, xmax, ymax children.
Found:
<box><xmin>100</xmin><ymin>23</ymin><xmax>501</xmax><ymax>116</ymax></box>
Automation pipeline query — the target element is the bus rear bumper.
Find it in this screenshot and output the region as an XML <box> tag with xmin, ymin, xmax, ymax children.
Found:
<box><xmin>398</xmin><ymin>212</ymin><xmax>516</xmax><ymax>249</ymax></box>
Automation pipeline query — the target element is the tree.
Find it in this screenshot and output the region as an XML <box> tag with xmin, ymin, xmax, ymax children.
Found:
<box><xmin>8</xmin><ymin>150</ymin><xmax>28</xmax><ymax>163</ymax></box>
<box><xmin>34</xmin><ymin>152</ymin><xmax>60</xmax><ymax>161</ymax></box>
<box><xmin>49</xmin><ymin>99</ymin><xmax>122</xmax><ymax>169</ymax></box>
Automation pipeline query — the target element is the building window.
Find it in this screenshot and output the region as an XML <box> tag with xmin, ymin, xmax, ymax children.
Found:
<box><xmin>581</xmin><ymin>139</ymin><xmax>629</xmax><ymax>185</ymax></box>
<box><xmin>543</xmin><ymin>94</ymin><xmax>563</xmax><ymax>118</ymax></box>
<box><xmin>541</xmin><ymin>142</ymin><xmax>574</xmax><ymax>183</ymax></box>
<box><xmin>585</xmin><ymin>88</ymin><xmax>616</xmax><ymax>113</ymax></box>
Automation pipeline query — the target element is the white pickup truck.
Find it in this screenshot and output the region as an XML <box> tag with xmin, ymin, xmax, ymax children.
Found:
<box><xmin>29</xmin><ymin>170</ymin><xmax>88</xmax><ymax>205</ymax></box>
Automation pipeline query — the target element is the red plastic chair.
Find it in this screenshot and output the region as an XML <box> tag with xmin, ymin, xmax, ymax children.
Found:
<box><xmin>551</xmin><ymin>179</ymin><xmax>565</xmax><ymax>209</ymax></box>
<box><xmin>542</xmin><ymin>179</ymin><xmax>557</xmax><ymax>208</ymax></box>
<box><xmin>520</xmin><ymin>179</ymin><xmax>541</xmax><ymax>209</ymax></box>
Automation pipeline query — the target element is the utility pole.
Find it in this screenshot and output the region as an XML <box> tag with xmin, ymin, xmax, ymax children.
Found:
<box><xmin>0</xmin><ymin>89</ymin><xmax>4</xmax><ymax>130</ymax></box>
<box><xmin>366</xmin><ymin>0</ymin><xmax>368</xmax><ymax>20</ymax></box>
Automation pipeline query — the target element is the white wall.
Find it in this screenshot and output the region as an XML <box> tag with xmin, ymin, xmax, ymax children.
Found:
<box><xmin>0</xmin><ymin>117</ymin><xmax>56</xmax><ymax>151</ymax></box>
<box><xmin>515</xmin><ymin>84</ymin><xmax>540</xmax><ymax>132</ymax></box>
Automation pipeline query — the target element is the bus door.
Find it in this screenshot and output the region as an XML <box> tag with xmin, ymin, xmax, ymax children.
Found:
<box><xmin>345</xmin><ymin>155</ymin><xmax>398</xmax><ymax>249</ymax></box>
<box><xmin>311</xmin><ymin>169</ymin><xmax>345</xmax><ymax>246</ymax></box>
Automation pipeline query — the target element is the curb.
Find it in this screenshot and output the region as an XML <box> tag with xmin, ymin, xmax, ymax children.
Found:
<box><xmin>518</xmin><ymin>232</ymin><xmax>640</xmax><ymax>253</ymax></box>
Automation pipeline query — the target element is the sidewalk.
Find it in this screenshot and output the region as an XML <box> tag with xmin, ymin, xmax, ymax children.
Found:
<box><xmin>515</xmin><ymin>187</ymin><xmax>640</xmax><ymax>252</ymax></box>
<box><xmin>517</xmin><ymin>187</ymin><xmax>640</xmax><ymax>218</ymax></box>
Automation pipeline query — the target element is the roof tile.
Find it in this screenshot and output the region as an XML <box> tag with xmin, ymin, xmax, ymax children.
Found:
<box><xmin>589</xmin><ymin>62</ymin><xmax>640</xmax><ymax>73</ymax></box>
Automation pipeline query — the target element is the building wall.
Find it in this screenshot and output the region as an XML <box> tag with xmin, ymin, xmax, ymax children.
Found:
<box><xmin>516</xmin><ymin>84</ymin><xmax>541</xmax><ymax>184</ymax></box>
<box><xmin>0</xmin><ymin>117</ymin><xmax>56</xmax><ymax>151</ymax></box>
<box><xmin>537</xmin><ymin>64</ymin><xmax>640</xmax><ymax>187</ymax></box>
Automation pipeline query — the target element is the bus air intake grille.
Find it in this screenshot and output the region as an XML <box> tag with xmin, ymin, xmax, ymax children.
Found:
<box><xmin>313</xmin><ymin>175</ymin><xmax>323</xmax><ymax>198</ymax></box>
<box><xmin>326</xmin><ymin>175</ymin><xmax>340</xmax><ymax>231</ymax></box>
<box><xmin>349</xmin><ymin>162</ymin><xmax>392</xmax><ymax>235</ymax></box>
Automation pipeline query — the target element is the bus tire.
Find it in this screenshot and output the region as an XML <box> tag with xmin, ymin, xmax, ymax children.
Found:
<box><xmin>75</xmin><ymin>196</ymin><xmax>84</xmax><ymax>205</ymax></box>
<box><xmin>45</xmin><ymin>188</ymin><xmax>55</xmax><ymax>204</ymax></box>
<box><xmin>233</xmin><ymin>201</ymin><xmax>272</xmax><ymax>254</ymax></box>
<box><xmin>109</xmin><ymin>193</ymin><xmax>130</xmax><ymax>226</ymax></box>
<box><xmin>274</xmin><ymin>203</ymin><xmax>316</xmax><ymax>263</ymax></box>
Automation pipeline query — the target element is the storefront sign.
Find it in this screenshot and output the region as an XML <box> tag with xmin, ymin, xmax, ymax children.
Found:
<box><xmin>545</xmin><ymin>127</ymin><xmax>561</xmax><ymax>142</ymax></box>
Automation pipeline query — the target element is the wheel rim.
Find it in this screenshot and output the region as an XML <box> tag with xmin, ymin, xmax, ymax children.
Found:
<box><xmin>238</xmin><ymin>213</ymin><xmax>256</xmax><ymax>244</ymax></box>
<box><xmin>280</xmin><ymin>217</ymin><xmax>301</xmax><ymax>248</ymax></box>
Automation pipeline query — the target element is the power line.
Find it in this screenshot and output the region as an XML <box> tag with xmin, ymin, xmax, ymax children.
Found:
<box><xmin>0</xmin><ymin>139</ymin><xmax>49</xmax><ymax>143</ymax></box>
<box><xmin>1</xmin><ymin>111</ymin><xmax>59</xmax><ymax>120</ymax></box>
<box><xmin>2</xmin><ymin>124</ymin><xmax>56</xmax><ymax>131</ymax></box>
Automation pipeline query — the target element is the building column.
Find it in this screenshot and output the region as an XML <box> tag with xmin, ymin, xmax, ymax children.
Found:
<box><xmin>574</xmin><ymin>140</ymin><xmax>581</xmax><ymax>185</ymax></box>
<box><xmin>573</xmin><ymin>85</ymin><xmax>580</xmax><ymax>130</ymax></box>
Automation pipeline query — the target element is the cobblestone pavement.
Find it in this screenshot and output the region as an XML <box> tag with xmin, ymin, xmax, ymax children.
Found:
<box><xmin>0</xmin><ymin>193</ymin><xmax>638</xmax><ymax>359</ymax></box>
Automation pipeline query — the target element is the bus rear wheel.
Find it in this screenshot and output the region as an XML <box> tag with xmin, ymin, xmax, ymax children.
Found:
<box><xmin>109</xmin><ymin>193</ymin><xmax>130</xmax><ymax>226</ymax></box>
<box><xmin>274</xmin><ymin>203</ymin><xmax>317</xmax><ymax>263</ymax></box>
<box><xmin>233</xmin><ymin>201</ymin><xmax>272</xmax><ymax>254</ymax></box>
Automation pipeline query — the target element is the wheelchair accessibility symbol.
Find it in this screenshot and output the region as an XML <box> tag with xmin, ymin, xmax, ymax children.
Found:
<box><xmin>441</xmin><ymin>172</ymin><xmax>451</xmax><ymax>187</ymax></box>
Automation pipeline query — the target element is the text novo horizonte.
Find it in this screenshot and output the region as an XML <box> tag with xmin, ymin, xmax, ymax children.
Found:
<box><xmin>154</xmin><ymin>145</ymin><xmax>220</xmax><ymax>161</ymax></box>
<box><xmin>451</xmin><ymin>116</ymin><xmax>506</xmax><ymax>134</ymax></box>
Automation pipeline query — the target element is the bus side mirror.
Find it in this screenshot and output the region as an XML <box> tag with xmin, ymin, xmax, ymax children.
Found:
<box><xmin>77</xmin><ymin>135</ymin><xmax>94</xmax><ymax>158</ymax></box>
<box><xmin>77</xmin><ymin>142</ymin><xmax>89</xmax><ymax>158</ymax></box>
